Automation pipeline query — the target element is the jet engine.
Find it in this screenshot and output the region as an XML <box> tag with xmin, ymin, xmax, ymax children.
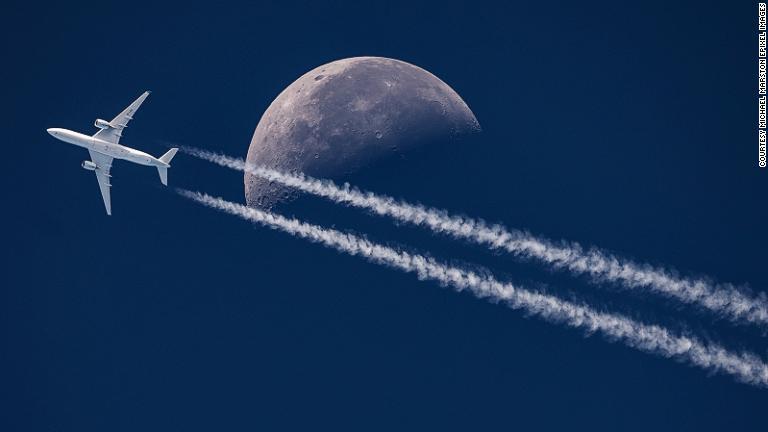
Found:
<box><xmin>94</xmin><ymin>119</ymin><xmax>111</xmax><ymax>129</ymax></box>
<box><xmin>82</xmin><ymin>160</ymin><xmax>97</xmax><ymax>171</ymax></box>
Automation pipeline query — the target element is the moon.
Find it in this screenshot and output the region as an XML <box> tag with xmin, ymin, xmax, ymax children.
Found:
<box><xmin>245</xmin><ymin>56</ymin><xmax>480</xmax><ymax>207</ymax></box>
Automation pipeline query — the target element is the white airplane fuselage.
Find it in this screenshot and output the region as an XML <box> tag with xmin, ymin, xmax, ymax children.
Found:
<box><xmin>47</xmin><ymin>128</ymin><xmax>169</xmax><ymax>169</ymax></box>
<box><xmin>47</xmin><ymin>90</ymin><xmax>177</xmax><ymax>215</ymax></box>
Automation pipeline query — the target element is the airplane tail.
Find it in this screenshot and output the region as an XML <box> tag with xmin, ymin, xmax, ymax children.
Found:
<box><xmin>157</xmin><ymin>148</ymin><xmax>178</xmax><ymax>186</ymax></box>
<box><xmin>157</xmin><ymin>167</ymin><xmax>168</xmax><ymax>186</ymax></box>
<box><xmin>159</xmin><ymin>148</ymin><xmax>178</xmax><ymax>164</ymax></box>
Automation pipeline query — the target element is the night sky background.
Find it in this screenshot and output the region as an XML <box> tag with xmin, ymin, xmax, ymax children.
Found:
<box><xmin>3</xmin><ymin>1</ymin><xmax>767</xmax><ymax>430</ymax></box>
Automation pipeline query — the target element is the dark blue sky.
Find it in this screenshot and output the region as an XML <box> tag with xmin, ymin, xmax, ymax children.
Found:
<box><xmin>3</xmin><ymin>1</ymin><xmax>767</xmax><ymax>430</ymax></box>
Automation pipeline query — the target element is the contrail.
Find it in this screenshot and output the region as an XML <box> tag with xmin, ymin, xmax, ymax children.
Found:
<box><xmin>181</xmin><ymin>147</ymin><xmax>768</xmax><ymax>328</ymax></box>
<box><xmin>177</xmin><ymin>189</ymin><xmax>768</xmax><ymax>387</ymax></box>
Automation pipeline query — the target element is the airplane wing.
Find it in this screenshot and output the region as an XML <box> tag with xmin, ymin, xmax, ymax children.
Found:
<box><xmin>93</xmin><ymin>91</ymin><xmax>151</xmax><ymax>144</ymax></box>
<box><xmin>88</xmin><ymin>150</ymin><xmax>114</xmax><ymax>215</ymax></box>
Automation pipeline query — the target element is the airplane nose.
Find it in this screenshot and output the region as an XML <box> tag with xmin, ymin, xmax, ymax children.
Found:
<box><xmin>46</xmin><ymin>128</ymin><xmax>56</xmax><ymax>136</ymax></box>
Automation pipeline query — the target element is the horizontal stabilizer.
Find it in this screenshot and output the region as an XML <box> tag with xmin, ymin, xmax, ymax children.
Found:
<box><xmin>159</xmin><ymin>148</ymin><xmax>178</xmax><ymax>165</ymax></box>
<box><xmin>157</xmin><ymin>166</ymin><xmax>168</xmax><ymax>186</ymax></box>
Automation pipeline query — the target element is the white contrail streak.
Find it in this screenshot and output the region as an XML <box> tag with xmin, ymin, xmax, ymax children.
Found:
<box><xmin>178</xmin><ymin>189</ymin><xmax>768</xmax><ymax>387</ymax></box>
<box><xmin>181</xmin><ymin>147</ymin><xmax>768</xmax><ymax>328</ymax></box>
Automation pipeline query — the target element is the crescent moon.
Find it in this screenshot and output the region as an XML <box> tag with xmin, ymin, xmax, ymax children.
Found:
<box><xmin>245</xmin><ymin>56</ymin><xmax>480</xmax><ymax>207</ymax></box>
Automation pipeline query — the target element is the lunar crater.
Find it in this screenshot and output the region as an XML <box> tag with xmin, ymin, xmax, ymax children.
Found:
<box><xmin>245</xmin><ymin>56</ymin><xmax>480</xmax><ymax>208</ymax></box>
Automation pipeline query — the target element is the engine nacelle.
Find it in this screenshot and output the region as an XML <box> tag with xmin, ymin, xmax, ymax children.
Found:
<box><xmin>94</xmin><ymin>118</ymin><xmax>111</xmax><ymax>129</ymax></box>
<box><xmin>82</xmin><ymin>160</ymin><xmax>97</xmax><ymax>171</ymax></box>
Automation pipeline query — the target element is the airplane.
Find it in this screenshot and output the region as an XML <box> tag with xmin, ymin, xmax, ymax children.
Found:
<box><xmin>47</xmin><ymin>91</ymin><xmax>177</xmax><ymax>215</ymax></box>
